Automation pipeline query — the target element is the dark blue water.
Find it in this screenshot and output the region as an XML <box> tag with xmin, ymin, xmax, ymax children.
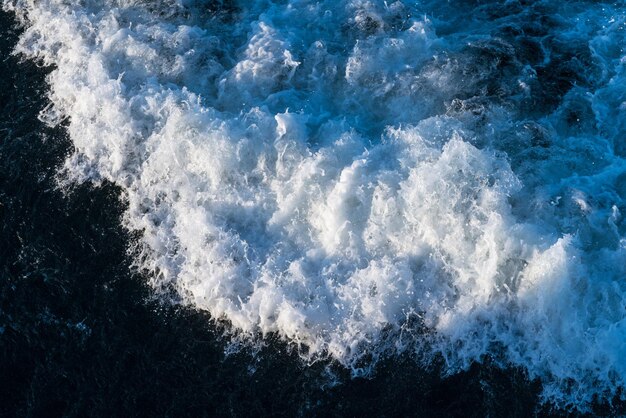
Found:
<box><xmin>1</xmin><ymin>4</ymin><xmax>625</xmax><ymax>417</ymax></box>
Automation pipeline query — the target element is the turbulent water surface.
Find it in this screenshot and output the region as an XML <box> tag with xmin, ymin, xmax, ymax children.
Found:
<box><xmin>3</xmin><ymin>0</ymin><xmax>626</xmax><ymax>413</ymax></box>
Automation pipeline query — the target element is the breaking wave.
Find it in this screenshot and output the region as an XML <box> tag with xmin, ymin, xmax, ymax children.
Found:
<box><xmin>5</xmin><ymin>0</ymin><xmax>626</xmax><ymax>409</ymax></box>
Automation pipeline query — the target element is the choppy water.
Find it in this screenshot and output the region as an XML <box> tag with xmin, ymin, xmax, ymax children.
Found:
<box><xmin>2</xmin><ymin>0</ymin><xmax>626</xmax><ymax>414</ymax></box>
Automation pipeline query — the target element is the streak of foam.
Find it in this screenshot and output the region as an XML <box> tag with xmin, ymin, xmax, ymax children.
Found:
<box><xmin>5</xmin><ymin>0</ymin><xmax>626</xmax><ymax>409</ymax></box>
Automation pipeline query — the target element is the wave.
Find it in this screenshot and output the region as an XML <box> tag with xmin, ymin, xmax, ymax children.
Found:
<box><xmin>5</xmin><ymin>0</ymin><xmax>626</xmax><ymax>409</ymax></box>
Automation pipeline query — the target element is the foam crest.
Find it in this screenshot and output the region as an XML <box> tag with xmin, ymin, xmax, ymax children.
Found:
<box><xmin>5</xmin><ymin>0</ymin><xmax>626</xmax><ymax>409</ymax></box>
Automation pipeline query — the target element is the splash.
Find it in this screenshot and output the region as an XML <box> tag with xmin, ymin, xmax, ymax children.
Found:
<box><xmin>5</xmin><ymin>0</ymin><xmax>626</xmax><ymax>409</ymax></box>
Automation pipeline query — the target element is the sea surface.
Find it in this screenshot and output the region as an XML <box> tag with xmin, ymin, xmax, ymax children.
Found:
<box><xmin>1</xmin><ymin>0</ymin><xmax>626</xmax><ymax>416</ymax></box>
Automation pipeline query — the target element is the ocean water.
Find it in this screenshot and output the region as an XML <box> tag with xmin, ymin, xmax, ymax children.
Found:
<box><xmin>2</xmin><ymin>0</ymin><xmax>626</xmax><ymax>415</ymax></box>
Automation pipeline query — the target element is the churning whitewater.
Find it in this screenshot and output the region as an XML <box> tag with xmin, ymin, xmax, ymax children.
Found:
<box><xmin>5</xmin><ymin>0</ymin><xmax>626</xmax><ymax>409</ymax></box>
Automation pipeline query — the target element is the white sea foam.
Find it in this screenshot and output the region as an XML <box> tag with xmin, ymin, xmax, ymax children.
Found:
<box><xmin>5</xmin><ymin>0</ymin><xmax>626</xmax><ymax>409</ymax></box>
